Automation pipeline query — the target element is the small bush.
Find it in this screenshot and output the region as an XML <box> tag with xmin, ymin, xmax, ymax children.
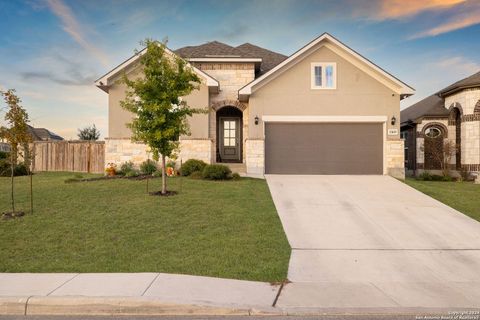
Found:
<box><xmin>140</xmin><ymin>159</ymin><xmax>157</xmax><ymax>175</ymax></box>
<box><xmin>189</xmin><ymin>171</ymin><xmax>203</xmax><ymax>179</ymax></box>
<box><xmin>0</xmin><ymin>159</ymin><xmax>9</xmax><ymax>176</ymax></box>
<box><xmin>125</xmin><ymin>170</ymin><xmax>139</xmax><ymax>178</ymax></box>
<box><xmin>231</xmin><ymin>172</ymin><xmax>241</xmax><ymax>180</ymax></box>
<box><xmin>118</xmin><ymin>161</ymin><xmax>135</xmax><ymax>176</ymax></box>
<box><xmin>181</xmin><ymin>159</ymin><xmax>207</xmax><ymax>176</ymax></box>
<box><xmin>417</xmin><ymin>171</ymin><xmax>432</xmax><ymax>181</ymax></box>
<box><xmin>152</xmin><ymin>170</ymin><xmax>162</xmax><ymax>177</ymax></box>
<box><xmin>202</xmin><ymin>164</ymin><xmax>232</xmax><ymax>180</ymax></box>
<box><xmin>0</xmin><ymin>151</ymin><xmax>8</xmax><ymax>160</ymax></box>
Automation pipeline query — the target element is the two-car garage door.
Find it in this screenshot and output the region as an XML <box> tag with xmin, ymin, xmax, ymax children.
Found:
<box><xmin>265</xmin><ymin>122</ymin><xmax>383</xmax><ymax>174</ymax></box>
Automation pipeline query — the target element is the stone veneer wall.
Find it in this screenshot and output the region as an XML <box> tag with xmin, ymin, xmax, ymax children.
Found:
<box><xmin>245</xmin><ymin>139</ymin><xmax>264</xmax><ymax>175</ymax></box>
<box><xmin>193</xmin><ymin>63</ymin><xmax>255</xmax><ymax>163</ymax></box>
<box><xmin>385</xmin><ymin>139</ymin><xmax>405</xmax><ymax>179</ymax></box>
<box><xmin>105</xmin><ymin>138</ymin><xmax>213</xmax><ymax>169</ymax></box>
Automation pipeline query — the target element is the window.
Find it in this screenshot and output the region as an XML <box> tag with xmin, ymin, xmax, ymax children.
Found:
<box><xmin>425</xmin><ymin>127</ymin><xmax>442</xmax><ymax>138</ymax></box>
<box><xmin>311</xmin><ymin>62</ymin><xmax>336</xmax><ymax>89</ymax></box>
<box><xmin>223</xmin><ymin>120</ymin><xmax>236</xmax><ymax>147</ymax></box>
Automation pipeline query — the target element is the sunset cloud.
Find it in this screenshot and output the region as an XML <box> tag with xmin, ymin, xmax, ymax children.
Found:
<box><xmin>45</xmin><ymin>0</ymin><xmax>109</xmax><ymax>66</ymax></box>
<box><xmin>376</xmin><ymin>0</ymin><xmax>465</xmax><ymax>20</ymax></box>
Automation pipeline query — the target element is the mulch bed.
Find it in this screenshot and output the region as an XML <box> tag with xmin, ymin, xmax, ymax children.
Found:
<box><xmin>149</xmin><ymin>190</ymin><xmax>178</xmax><ymax>197</ymax></box>
<box><xmin>65</xmin><ymin>174</ymin><xmax>161</xmax><ymax>183</ymax></box>
<box><xmin>2</xmin><ymin>211</ymin><xmax>25</xmax><ymax>220</ymax></box>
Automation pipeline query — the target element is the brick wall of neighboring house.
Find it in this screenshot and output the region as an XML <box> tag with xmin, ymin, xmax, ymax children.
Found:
<box><xmin>193</xmin><ymin>62</ymin><xmax>255</xmax><ymax>163</ymax></box>
<box><xmin>445</xmin><ymin>88</ymin><xmax>480</xmax><ymax>172</ymax></box>
<box><xmin>401</xmin><ymin>126</ymin><xmax>416</xmax><ymax>172</ymax></box>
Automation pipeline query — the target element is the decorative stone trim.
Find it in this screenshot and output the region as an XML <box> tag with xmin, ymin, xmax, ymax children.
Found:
<box><xmin>462</xmin><ymin>114</ymin><xmax>480</xmax><ymax>122</ymax></box>
<box><xmin>211</xmin><ymin>100</ymin><xmax>246</xmax><ymax>112</ymax></box>
<box><xmin>421</xmin><ymin>122</ymin><xmax>448</xmax><ymax>136</ymax></box>
<box><xmin>246</xmin><ymin>139</ymin><xmax>264</xmax><ymax>175</ymax></box>
<box><xmin>448</xmin><ymin>102</ymin><xmax>463</xmax><ymax>125</ymax></box>
<box><xmin>193</xmin><ymin>63</ymin><xmax>254</xmax><ymax>71</ymax></box>
<box><xmin>474</xmin><ymin>100</ymin><xmax>480</xmax><ymax>114</ymax></box>
<box><xmin>462</xmin><ymin>164</ymin><xmax>480</xmax><ymax>172</ymax></box>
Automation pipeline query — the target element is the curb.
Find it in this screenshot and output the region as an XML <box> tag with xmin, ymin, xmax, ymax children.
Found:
<box><xmin>1</xmin><ymin>296</ymin><xmax>283</xmax><ymax>316</ymax></box>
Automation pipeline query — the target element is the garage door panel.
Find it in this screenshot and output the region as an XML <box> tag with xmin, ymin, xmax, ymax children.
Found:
<box><xmin>265</xmin><ymin>123</ymin><xmax>383</xmax><ymax>174</ymax></box>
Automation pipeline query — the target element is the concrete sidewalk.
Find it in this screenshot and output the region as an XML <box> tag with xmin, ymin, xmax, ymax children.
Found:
<box><xmin>0</xmin><ymin>273</ymin><xmax>280</xmax><ymax>316</ymax></box>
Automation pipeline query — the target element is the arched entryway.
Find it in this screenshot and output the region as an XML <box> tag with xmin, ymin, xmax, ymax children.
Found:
<box><xmin>449</xmin><ymin>104</ymin><xmax>462</xmax><ymax>170</ymax></box>
<box><xmin>216</xmin><ymin>106</ymin><xmax>243</xmax><ymax>163</ymax></box>
<box><xmin>424</xmin><ymin>125</ymin><xmax>445</xmax><ymax>170</ymax></box>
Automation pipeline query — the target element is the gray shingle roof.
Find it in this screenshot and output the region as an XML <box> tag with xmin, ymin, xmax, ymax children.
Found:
<box><xmin>174</xmin><ymin>41</ymin><xmax>287</xmax><ymax>75</ymax></box>
<box><xmin>236</xmin><ymin>43</ymin><xmax>287</xmax><ymax>74</ymax></box>
<box><xmin>400</xmin><ymin>94</ymin><xmax>448</xmax><ymax>124</ymax></box>
<box><xmin>28</xmin><ymin>125</ymin><xmax>63</xmax><ymax>141</ymax></box>
<box><xmin>438</xmin><ymin>70</ymin><xmax>480</xmax><ymax>97</ymax></box>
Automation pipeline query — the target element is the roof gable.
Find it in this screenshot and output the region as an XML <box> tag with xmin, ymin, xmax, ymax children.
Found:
<box><xmin>238</xmin><ymin>33</ymin><xmax>415</xmax><ymax>100</ymax></box>
<box><xmin>95</xmin><ymin>45</ymin><xmax>219</xmax><ymax>93</ymax></box>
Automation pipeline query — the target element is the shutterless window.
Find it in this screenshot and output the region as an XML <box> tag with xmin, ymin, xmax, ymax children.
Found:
<box><xmin>311</xmin><ymin>63</ymin><xmax>336</xmax><ymax>89</ymax></box>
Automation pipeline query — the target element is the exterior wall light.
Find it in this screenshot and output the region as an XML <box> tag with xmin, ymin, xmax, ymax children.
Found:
<box><xmin>391</xmin><ymin>116</ymin><xmax>397</xmax><ymax>126</ymax></box>
<box><xmin>254</xmin><ymin>115</ymin><xmax>259</xmax><ymax>125</ymax></box>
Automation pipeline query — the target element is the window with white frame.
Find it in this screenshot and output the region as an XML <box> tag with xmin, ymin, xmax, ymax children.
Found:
<box><xmin>311</xmin><ymin>62</ymin><xmax>336</xmax><ymax>89</ymax></box>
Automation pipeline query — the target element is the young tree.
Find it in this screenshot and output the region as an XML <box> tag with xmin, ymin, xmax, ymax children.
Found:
<box><xmin>0</xmin><ymin>89</ymin><xmax>31</xmax><ymax>214</ymax></box>
<box><xmin>78</xmin><ymin>124</ymin><xmax>100</xmax><ymax>141</ymax></box>
<box><xmin>120</xmin><ymin>39</ymin><xmax>202</xmax><ymax>194</ymax></box>
<box><xmin>421</xmin><ymin>138</ymin><xmax>457</xmax><ymax>177</ymax></box>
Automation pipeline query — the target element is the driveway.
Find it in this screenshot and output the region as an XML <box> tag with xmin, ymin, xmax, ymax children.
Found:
<box><xmin>266</xmin><ymin>175</ymin><xmax>480</xmax><ymax>310</ymax></box>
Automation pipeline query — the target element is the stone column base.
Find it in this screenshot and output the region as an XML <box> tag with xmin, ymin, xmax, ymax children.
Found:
<box><xmin>246</xmin><ymin>139</ymin><xmax>264</xmax><ymax>175</ymax></box>
<box><xmin>386</xmin><ymin>139</ymin><xmax>405</xmax><ymax>180</ymax></box>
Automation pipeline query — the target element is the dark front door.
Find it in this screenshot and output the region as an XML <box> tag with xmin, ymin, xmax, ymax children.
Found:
<box><xmin>219</xmin><ymin>117</ymin><xmax>241</xmax><ymax>162</ymax></box>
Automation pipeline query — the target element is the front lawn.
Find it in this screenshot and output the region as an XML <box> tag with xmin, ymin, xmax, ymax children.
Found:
<box><xmin>0</xmin><ymin>172</ymin><xmax>290</xmax><ymax>282</ymax></box>
<box><xmin>406</xmin><ymin>178</ymin><xmax>480</xmax><ymax>222</ymax></box>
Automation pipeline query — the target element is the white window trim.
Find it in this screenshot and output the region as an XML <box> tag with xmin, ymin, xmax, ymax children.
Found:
<box><xmin>311</xmin><ymin>62</ymin><xmax>337</xmax><ymax>90</ymax></box>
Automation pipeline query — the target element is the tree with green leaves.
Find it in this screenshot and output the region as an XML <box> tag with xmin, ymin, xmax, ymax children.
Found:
<box><xmin>120</xmin><ymin>39</ymin><xmax>203</xmax><ymax>195</ymax></box>
<box><xmin>0</xmin><ymin>89</ymin><xmax>31</xmax><ymax>214</ymax></box>
<box><xmin>77</xmin><ymin>124</ymin><xmax>100</xmax><ymax>141</ymax></box>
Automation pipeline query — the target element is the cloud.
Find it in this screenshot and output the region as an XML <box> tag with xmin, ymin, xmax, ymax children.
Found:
<box><xmin>45</xmin><ymin>0</ymin><xmax>109</xmax><ymax>66</ymax></box>
<box><xmin>20</xmin><ymin>71</ymin><xmax>96</xmax><ymax>86</ymax></box>
<box><xmin>430</xmin><ymin>56</ymin><xmax>480</xmax><ymax>74</ymax></box>
<box><xmin>375</xmin><ymin>0</ymin><xmax>466</xmax><ymax>20</ymax></box>
<box><xmin>408</xmin><ymin>1</ymin><xmax>480</xmax><ymax>39</ymax></box>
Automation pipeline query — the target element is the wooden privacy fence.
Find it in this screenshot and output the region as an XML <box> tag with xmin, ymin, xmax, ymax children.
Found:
<box><xmin>31</xmin><ymin>141</ymin><xmax>105</xmax><ymax>174</ymax></box>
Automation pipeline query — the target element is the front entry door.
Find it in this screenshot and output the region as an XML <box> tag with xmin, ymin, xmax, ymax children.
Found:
<box><xmin>219</xmin><ymin>117</ymin><xmax>241</xmax><ymax>162</ymax></box>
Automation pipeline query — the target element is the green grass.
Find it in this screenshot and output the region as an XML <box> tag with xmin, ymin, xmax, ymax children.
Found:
<box><xmin>0</xmin><ymin>172</ymin><xmax>290</xmax><ymax>282</ymax></box>
<box><xmin>406</xmin><ymin>178</ymin><xmax>480</xmax><ymax>222</ymax></box>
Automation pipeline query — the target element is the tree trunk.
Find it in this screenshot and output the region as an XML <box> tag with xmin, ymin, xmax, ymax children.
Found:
<box><xmin>10</xmin><ymin>151</ymin><xmax>15</xmax><ymax>213</ymax></box>
<box><xmin>161</xmin><ymin>155</ymin><xmax>167</xmax><ymax>194</ymax></box>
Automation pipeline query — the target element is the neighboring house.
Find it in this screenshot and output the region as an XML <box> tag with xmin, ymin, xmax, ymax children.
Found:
<box><xmin>96</xmin><ymin>33</ymin><xmax>414</xmax><ymax>178</ymax></box>
<box><xmin>0</xmin><ymin>142</ymin><xmax>10</xmax><ymax>152</ymax></box>
<box><xmin>28</xmin><ymin>125</ymin><xmax>64</xmax><ymax>141</ymax></box>
<box><xmin>401</xmin><ymin>71</ymin><xmax>480</xmax><ymax>176</ymax></box>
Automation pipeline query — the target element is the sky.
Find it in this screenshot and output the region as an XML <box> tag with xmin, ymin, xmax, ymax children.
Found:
<box><xmin>1</xmin><ymin>0</ymin><xmax>480</xmax><ymax>140</ymax></box>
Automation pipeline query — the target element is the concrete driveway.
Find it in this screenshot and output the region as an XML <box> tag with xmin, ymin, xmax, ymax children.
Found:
<box><xmin>266</xmin><ymin>175</ymin><xmax>480</xmax><ymax>311</ymax></box>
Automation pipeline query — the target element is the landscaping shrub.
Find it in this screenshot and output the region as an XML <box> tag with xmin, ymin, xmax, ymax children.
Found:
<box><xmin>189</xmin><ymin>171</ymin><xmax>203</xmax><ymax>179</ymax></box>
<box><xmin>152</xmin><ymin>170</ymin><xmax>162</xmax><ymax>177</ymax></box>
<box><xmin>181</xmin><ymin>159</ymin><xmax>207</xmax><ymax>176</ymax></box>
<box><xmin>0</xmin><ymin>151</ymin><xmax>8</xmax><ymax>160</ymax></box>
<box><xmin>140</xmin><ymin>159</ymin><xmax>157</xmax><ymax>175</ymax></box>
<box><xmin>118</xmin><ymin>161</ymin><xmax>135</xmax><ymax>176</ymax></box>
<box><xmin>232</xmin><ymin>172</ymin><xmax>241</xmax><ymax>180</ymax></box>
<box><xmin>125</xmin><ymin>170</ymin><xmax>140</xmax><ymax>178</ymax></box>
<box><xmin>14</xmin><ymin>163</ymin><xmax>29</xmax><ymax>176</ymax></box>
<box><xmin>202</xmin><ymin>164</ymin><xmax>231</xmax><ymax>180</ymax></box>
<box><xmin>417</xmin><ymin>171</ymin><xmax>433</xmax><ymax>181</ymax></box>
<box><xmin>0</xmin><ymin>160</ymin><xmax>29</xmax><ymax>177</ymax></box>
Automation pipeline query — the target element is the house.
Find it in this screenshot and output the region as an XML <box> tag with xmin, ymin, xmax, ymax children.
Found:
<box><xmin>0</xmin><ymin>142</ymin><xmax>10</xmax><ymax>152</ymax></box>
<box><xmin>28</xmin><ymin>125</ymin><xmax>64</xmax><ymax>141</ymax></box>
<box><xmin>401</xmin><ymin>71</ymin><xmax>480</xmax><ymax>176</ymax></box>
<box><xmin>96</xmin><ymin>33</ymin><xmax>414</xmax><ymax>178</ymax></box>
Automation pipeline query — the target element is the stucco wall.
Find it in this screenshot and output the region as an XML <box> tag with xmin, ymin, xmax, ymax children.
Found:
<box><xmin>107</xmin><ymin>67</ymin><xmax>210</xmax><ymax>139</ymax></box>
<box><xmin>248</xmin><ymin>45</ymin><xmax>401</xmax><ymax>140</ymax></box>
